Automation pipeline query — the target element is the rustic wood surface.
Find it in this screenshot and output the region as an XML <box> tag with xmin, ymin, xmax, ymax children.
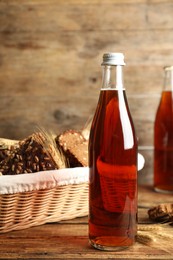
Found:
<box><xmin>0</xmin><ymin>185</ymin><xmax>173</xmax><ymax>259</ymax></box>
<box><xmin>1</xmin><ymin>0</ymin><xmax>173</xmax><ymax>184</ymax></box>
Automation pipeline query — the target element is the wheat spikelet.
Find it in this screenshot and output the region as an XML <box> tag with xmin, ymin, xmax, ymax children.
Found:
<box><xmin>35</xmin><ymin>129</ymin><xmax>68</xmax><ymax>169</ymax></box>
<box><xmin>138</xmin><ymin>224</ymin><xmax>163</xmax><ymax>232</ymax></box>
<box><xmin>156</xmin><ymin>228</ymin><xmax>173</xmax><ymax>241</ymax></box>
<box><xmin>136</xmin><ymin>231</ymin><xmax>155</xmax><ymax>245</ymax></box>
<box><xmin>81</xmin><ymin>116</ymin><xmax>92</xmax><ymax>140</ymax></box>
<box><xmin>137</xmin><ymin>223</ymin><xmax>173</xmax><ymax>254</ymax></box>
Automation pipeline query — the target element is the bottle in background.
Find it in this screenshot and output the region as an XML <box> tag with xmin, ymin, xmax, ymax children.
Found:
<box><xmin>154</xmin><ymin>66</ymin><xmax>173</xmax><ymax>193</ymax></box>
<box><xmin>89</xmin><ymin>53</ymin><xmax>138</xmax><ymax>251</ymax></box>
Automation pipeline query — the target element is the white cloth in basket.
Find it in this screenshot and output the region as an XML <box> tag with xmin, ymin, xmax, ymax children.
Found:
<box><xmin>0</xmin><ymin>167</ymin><xmax>89</xmax><ymax>195</ymax></box>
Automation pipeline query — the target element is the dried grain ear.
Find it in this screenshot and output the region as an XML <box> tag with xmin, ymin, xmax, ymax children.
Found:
<box><xmin>81</xmin><ymin>116</ymin><xmax>92</xmax><ymax>140</ymax></box>
<box><xmin>136</xmin><ymin>231</ymin><xmax>155</xmax><ymax>246</ymax></box>
<box><xmin>34</xmin><ymin>129</ymin><xmax>68</xmax><ymax>169</ymax></box>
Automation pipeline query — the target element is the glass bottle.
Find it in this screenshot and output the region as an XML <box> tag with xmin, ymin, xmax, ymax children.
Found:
<box><xmin>154</xmin><ymin>66</ymin><xmax>173</xmax><ymax>193</ymax></box>
<box><xmin>88</xmin><ymin>53</ymin><xmax>138</xmax><ymax>251</ymax></box>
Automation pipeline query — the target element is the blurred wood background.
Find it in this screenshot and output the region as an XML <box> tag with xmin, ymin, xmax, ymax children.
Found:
<box><xmin>0</xmin><ymin>0</ymin><xmax>173</xmax><ymax>184</ymax></box>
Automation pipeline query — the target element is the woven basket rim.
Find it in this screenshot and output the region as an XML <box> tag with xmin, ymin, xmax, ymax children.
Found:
<box><xmin>0</xmin><ymin>167</ymin><xmax>89</xmax><ymax>195</ymax></box>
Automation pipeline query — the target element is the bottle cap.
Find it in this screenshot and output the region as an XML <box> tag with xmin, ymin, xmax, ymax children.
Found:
<box><xmin>102</xmin><ymin>53</ymin><xmax>125</xmax><ymax>66</ymax></box>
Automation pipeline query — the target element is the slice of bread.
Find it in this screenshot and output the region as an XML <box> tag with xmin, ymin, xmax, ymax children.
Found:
<box><xmin>56</xmin><ymin>130</ymin><xmax>88</xmax><ymax>167</ymax></box>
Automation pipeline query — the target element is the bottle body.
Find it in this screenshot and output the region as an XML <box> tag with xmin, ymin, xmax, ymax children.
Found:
<box><xmin>154</xmin><ymin>66</ymin><xmax>173</xmax><ymax>193</ymax></box>
<box><xmin>89</xmin><ymin>54</ymin><xmax>138</xmax><ymax>250</ymax></box>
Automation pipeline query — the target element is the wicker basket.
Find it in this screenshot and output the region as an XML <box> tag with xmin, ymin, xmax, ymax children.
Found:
<box><xmin>0</xmin><ymin>179</ymin><xmax>88</xmax><ymax>233</ymax></box>
<box><xmin>0</xmin><ymin>138</ymin><xmax>89</xmax><ymax>233</ymax></box>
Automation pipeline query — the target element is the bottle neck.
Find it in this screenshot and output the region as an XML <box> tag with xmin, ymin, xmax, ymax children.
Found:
<box><xmin>101</xmin><ymin>65</ymin><xmax>124</xmax><ymax>90</ymax></box>
<box><xmin>164</xmin><ymin>67</ymin><xmax>173</xmax><ymax>91</ymax></box>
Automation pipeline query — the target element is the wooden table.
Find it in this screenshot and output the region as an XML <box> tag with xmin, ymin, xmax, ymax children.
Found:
<box><xmin>0</xmin><ymin>185</ymin><xmax>173</xmax><ymax>259</ymax></box>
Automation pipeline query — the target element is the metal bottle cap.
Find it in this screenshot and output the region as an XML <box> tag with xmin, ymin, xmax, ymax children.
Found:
<box><xmin>102</xmin><ymin>52</ymin><xmax>125</xmax><ymax>66</ymax></box>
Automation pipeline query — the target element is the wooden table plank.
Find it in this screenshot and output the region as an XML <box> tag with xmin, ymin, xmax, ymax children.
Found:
<box><xmin>0</xmin><ymin>223</ymin><xmax>172</xmax><ymax>259</ymax></box>
<box><xmin>0</xmin><ymin>185</ymin><xmax>173</xmax><ymax>259</ymax></box>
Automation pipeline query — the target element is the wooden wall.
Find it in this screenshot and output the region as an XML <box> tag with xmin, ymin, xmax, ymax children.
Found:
<box><xmin>1</xmin><ymin>0</ymin><xmax>173</xmax><ymax>184</ymax></box>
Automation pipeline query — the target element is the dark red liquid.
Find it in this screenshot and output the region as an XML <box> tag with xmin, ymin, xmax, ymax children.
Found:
<box><xmin>154</xmin><ymin>91</ymin><xmax>173</xmax><ymax>192</ymax></box>
<box><xmin>89</xmin><ymin>89</ymin><xmax>137</xmax><ymax>250</ymax></box>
